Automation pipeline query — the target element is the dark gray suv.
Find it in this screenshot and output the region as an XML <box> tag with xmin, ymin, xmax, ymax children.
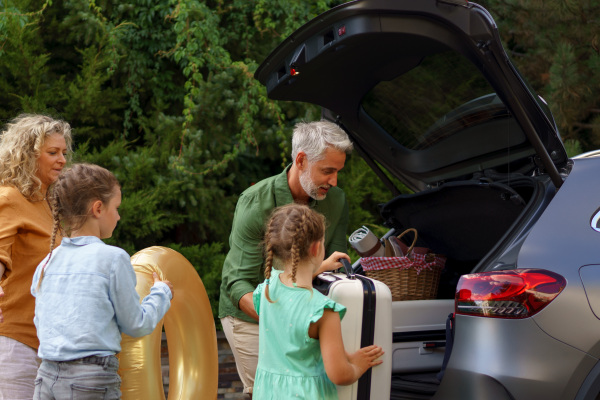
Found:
<box><xmin>256</xmin><ymin>1</ymin><xmax>600</xmax><ymax>399</ymax></box>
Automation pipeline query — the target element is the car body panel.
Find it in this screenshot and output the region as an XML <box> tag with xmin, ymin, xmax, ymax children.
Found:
<box><xmin>575</xmin><ymin>361</ymin><xmax>600</xmax><ymax>400</ymax></box>
<box><xmin>579</xmin><ymin>265</ymin><xmax>600</xmax><ymax>321</ymax></box>
<box><xmin>433</xmin><ymin>316</ymin><xmax>598</xmax><ymax>400</ymax></box>
<box><xmin>518</xmin><ymin>158</ymin><xmax>600</xmax><ymax>358</ymax></box>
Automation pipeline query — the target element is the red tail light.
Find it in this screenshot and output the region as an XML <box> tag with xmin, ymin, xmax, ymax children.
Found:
<box><xmin>455</xmin><ymin>269</ymin><xmax>566</xmax><ymax>319</ymax></box>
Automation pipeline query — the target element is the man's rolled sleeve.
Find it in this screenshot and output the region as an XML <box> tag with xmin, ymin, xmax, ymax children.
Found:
<box><xmin>221</xmin><ymin>193</ymin><xmax>267</xmax><ymax>314</ymax></box>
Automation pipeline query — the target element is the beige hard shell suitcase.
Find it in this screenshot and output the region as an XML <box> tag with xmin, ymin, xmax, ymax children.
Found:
<box><xmin>314</xmin><ymin>260</ymin><xmax>393</xmax><ymax>400</ymax></box>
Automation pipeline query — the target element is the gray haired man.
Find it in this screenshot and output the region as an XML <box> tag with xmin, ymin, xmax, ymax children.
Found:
<box><xmin>218</xmin><ymin>120</ymin><xmax>353</xmax><ymax>397</ymax></box>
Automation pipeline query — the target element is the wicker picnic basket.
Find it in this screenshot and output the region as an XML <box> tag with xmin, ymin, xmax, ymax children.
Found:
<box><xmin>361</xmin><ymin>228</ymin><xmax>446</xmax><ymax>301</ymax></box>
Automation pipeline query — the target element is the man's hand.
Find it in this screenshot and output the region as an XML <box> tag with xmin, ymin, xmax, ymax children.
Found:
<box><xmin>238</xmin><ymin>292</ymin><xmax>259</xmax><ymax>321</ymax></box>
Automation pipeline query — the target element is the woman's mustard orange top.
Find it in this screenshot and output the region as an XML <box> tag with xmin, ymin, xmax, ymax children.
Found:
<box><xmin>0</xmin><ymin>186</ymin><xmax>60</xmax><ymax>349</ymax></box>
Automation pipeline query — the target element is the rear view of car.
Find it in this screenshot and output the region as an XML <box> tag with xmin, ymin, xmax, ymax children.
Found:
<box><xmin>256</xmin><ymin>0</ymin><xmax>600</xmax><ymax>398</ymax></box>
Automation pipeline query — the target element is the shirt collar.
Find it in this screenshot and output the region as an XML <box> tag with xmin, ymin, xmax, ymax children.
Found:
<box><xmin>62</xmin><ymin>236</ymin><xmax>104</xmax><ymax>246</ymax></box>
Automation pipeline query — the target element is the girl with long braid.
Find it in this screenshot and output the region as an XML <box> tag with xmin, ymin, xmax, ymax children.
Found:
<box><xmin>30</xmin><ymin>163</ymin><xmax>173</xmax><ymax>399</ymax></box>
<box><xmin>252</xmin><ymin>204</ymin><xmax>384</xmax><ymax>399</ymax></box>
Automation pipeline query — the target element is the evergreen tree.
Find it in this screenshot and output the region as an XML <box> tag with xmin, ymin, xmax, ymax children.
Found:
<box><xmin>1</xmin><ymin>0</ymin><xmax>395</xmax><ymax>322</ymax></box>
<box><xmin>480</xmin><ymin>0</ymin><xmax>600</xmax><ymax>152</ymax></box>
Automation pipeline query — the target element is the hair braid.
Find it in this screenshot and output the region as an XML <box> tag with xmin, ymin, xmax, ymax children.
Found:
<box><xmin>264</xmin><ymin>244</ymin><xmax>274</xmax><ymax>280</ymax></box>
<box><xmin>289</xmin><ymin>212</ymin><xmax>309</xmax><ymax>284</ymax></box>
<box><xmin>261</xmin><ymin>204</ymin><xmax>326</xmax><ymax>295</ymax></box>
<box><xmin>48</xmin><ymin>192</ymin><xmax>61</xmax><ymax>251</ymax></box>
<box><xmin>35</xmin><ymin>190</ymin><xmax>61</xmax><ymax>292</ymax></box>
<box><xmin>290</xmin><ymin>241</ymin><xmax>299</xmax><ymax>284</ymax></box>
<box><xmin>264</xmin><ymin>239</ymin><xmax>275</xmax><ymax>303</ymax></box>
<box><xmin>34</xmin><ymin>164</ymin><xmax>119</xmax><ymax>292</ymax></box>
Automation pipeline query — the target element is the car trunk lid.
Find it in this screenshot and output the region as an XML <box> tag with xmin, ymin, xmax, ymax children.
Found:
<box><xmin>255</xmin><ymin>0</ymin><xmax>568</xmax><ymax>191</ymax></box>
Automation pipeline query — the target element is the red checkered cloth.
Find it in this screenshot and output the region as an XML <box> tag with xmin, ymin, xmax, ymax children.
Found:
<box><xmin>361</xmin><ymin>253</ymin><xmax>446</xmax><ymax>275</ymax></box>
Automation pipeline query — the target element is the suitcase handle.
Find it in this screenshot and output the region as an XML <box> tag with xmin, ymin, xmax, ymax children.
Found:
<box><xmin>339</xmin><ymin>258</ymin><xmax>356</xmax><ymax>280</ymax></box>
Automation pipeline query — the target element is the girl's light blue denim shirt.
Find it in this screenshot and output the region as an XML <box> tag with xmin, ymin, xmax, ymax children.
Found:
<box><xmin>31</xmin><ymin>236</ymin><xmax>172</xmax><ymax>361</ymax></box>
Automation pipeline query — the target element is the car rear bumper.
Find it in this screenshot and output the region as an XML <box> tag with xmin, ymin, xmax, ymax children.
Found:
<box><xmin>432</xmin><ymin>315</ymin><xmax>597</xmax><ymax>400</ymax></box>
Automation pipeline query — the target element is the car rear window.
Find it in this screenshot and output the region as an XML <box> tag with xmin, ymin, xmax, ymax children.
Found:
<box><xmin>362</xmin><ymin>51</ymin><xmax>508</xmax><ymax>150</ymax></box>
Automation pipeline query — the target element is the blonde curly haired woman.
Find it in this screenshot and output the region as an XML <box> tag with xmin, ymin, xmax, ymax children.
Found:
<box><xmin>0</xmin><ymin>114</ymin><xmax>72</xmax><ymax>399</ymax></box>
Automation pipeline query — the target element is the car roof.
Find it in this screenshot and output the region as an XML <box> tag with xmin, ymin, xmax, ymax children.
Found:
<box><xmin>256</xmin><ymin>0</ymin><xmax>567</xmax><ymax>190</ymax></box>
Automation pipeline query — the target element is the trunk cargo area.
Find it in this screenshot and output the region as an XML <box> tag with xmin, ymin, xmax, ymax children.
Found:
<box><xmin>376</xmin><ymin>176</ymin><xmax>540</xmax><ymax>399</ymax></box>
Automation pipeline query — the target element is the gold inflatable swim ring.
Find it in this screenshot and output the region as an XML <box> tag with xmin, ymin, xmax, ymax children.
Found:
<box><xmin>117</xmin><ymin>246</ymin><xmax>218</xmax><ymax>400</ymax></box>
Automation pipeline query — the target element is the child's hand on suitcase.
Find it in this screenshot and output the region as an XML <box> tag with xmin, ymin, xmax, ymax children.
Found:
<box><xmin>348</xmin><ymin>345</ymin><xmax>384</xmax><ymax>375</ymax></box>
<box><xmin>315</xmin><ymin>252</ymin><xmax>351</xmax><ymax>276</ymax></box>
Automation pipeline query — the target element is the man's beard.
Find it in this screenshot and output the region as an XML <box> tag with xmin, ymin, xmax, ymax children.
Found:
<box><xmin>299</xmin><ymin>166</ymin><xmax>330</xmax><ymax>201</ymax></box>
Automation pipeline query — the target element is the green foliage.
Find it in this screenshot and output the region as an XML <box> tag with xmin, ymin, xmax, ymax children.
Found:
<box><xmin>0</xmin><ymin>0</ymin><xmax>357</xmax><ymax>325</ymax></box>
<box><xmin>480</xmin><ymin>0</ymin><xmax>600</xmax><ymax>150</ymax></box>
<box><xmin>564</xmin><ymin>138</ymin><xmax>583</xmax><ymax>158</ymax></box>
<box><xmin>167</xmin><ymin>242</ymin><xmax>225</xmax><ymax>323</ymax></box>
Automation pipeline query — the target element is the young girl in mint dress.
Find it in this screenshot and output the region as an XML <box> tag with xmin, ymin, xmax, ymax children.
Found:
<box><xmin>253</xmin><ymin>204</ymin><xmax>384</xmax><ymax>399</ymax></box>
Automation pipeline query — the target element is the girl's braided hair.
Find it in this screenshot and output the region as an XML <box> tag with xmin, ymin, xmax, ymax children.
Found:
<box><xmin>262</xmin><ymin>204</ymin><xmax>325</xmax><ymax>302</ymax></box>
<box><xmin>35</xmin><ymin>163</ymin><xmax>119</xmax><ymax>291</ymax></box>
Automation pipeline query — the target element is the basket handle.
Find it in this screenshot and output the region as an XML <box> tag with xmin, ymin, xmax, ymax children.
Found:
<box><xmin>396</xmin><ymin>228</ymin><xmax>418</xmax><ymax>255</ymax></box>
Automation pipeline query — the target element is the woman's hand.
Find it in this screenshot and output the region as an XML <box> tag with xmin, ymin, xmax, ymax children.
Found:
<box><xmin>315</xmin><ymin>251</ymin><xmax>351</xmax><ymax>277</ymax></box>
